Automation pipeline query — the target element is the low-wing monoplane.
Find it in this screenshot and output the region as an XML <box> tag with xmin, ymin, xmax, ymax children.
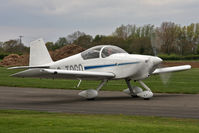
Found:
<box><xmin>9</xmin><ymin>39</ymin><xmax>191</xmax><ymax>100</ymax></box>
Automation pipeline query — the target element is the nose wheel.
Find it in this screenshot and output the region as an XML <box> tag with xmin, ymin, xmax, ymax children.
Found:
<box><xmin>124</xmin><ymin>79</ymin><xmax>153</xmax><ymax>99</ymax></box>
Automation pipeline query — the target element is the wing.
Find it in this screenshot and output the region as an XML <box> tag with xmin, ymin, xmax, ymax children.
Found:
<box><xmin>152</xmin><ymin>65</ymin><xmax>191</xmax><ymax>74</ymax></box>
<box><xmin>42</xmin><ymin>69</ymin><xmax>115</xmax><ymax>79</ymax></box>
<box><xmin>11</xmin><ymin>69</ymin><xmax>115</xmax><ymax>80</ymax></box>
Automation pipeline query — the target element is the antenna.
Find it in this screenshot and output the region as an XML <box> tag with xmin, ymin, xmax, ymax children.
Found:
<box><xmin>19</xmin><ymin>35</ymin><xmax>23</xmax><ymax>45</ymax></box>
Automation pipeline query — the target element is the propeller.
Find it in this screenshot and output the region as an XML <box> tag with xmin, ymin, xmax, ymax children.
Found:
<box><xmin>159</xmin><ymin>71</ymin><xmax>171</xmax><ymax>85</ymax></box>
<box><xmin>150</xmin><ymin>32</ymin><xmax>171</xmax><ymax>85</ymax></box>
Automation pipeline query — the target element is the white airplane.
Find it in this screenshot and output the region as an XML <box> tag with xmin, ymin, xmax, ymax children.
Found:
<box><xmin>9</xmin><ymin>38</ymin><xmax>191</xmax><ymax>100</ymax></box>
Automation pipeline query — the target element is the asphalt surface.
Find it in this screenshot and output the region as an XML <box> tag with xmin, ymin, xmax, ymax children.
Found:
<box><xmin>0</xmin><ymin>86</ymin><xmax>199</xmax><ymax>119</ymax></box>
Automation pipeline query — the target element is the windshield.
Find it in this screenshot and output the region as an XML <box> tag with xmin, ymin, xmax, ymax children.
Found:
<box><xmin>101</xmin><ymin>46</ymin><xmax>127</xmax><ymax>58</ymax></box>
<box><xmin>81</xmin><ymin>46</ymin><xmax>103</xmax><ymax>60</ymax></box>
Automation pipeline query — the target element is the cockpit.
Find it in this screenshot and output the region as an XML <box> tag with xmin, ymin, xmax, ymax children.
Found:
<box><xmin>81</xmin><ymin>45</ymin><xmax>127</xmax><ymax>60</ymax></box>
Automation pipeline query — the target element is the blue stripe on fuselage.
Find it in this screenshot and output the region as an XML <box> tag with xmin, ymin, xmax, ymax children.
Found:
<box><xmin>84</xmin><ymin>62</ymin><xmax>139</xmax><ymax>70</ymax></box>
<box><xmin>118</xmin><ymin>62</ymin><xmax>139</xmax><ymax>66</ymax></box>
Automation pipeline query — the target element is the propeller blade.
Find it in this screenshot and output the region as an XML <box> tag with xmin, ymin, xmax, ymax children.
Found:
<box><xmin>150</xmin><ymin>32</ymin><xmax>157</xmax><ymax>56</ymax></box>
<box><xmin>150</xmin><ymin>33</ymin><xmax>171</xmax><ymax>85</ymax></box>
<box><xmin>158</xmin><ymin>64</ymin><xmax>171</xmax><ymax>85</ymax></box>
<box><xmin>159</xmin><ymin>72</ymin><xmax>171</xmax><ymax>85</ymax></box>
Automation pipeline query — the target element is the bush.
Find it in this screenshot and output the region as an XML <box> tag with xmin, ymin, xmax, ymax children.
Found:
<box><xmin>0</xmin><ymin>53</ymin><xmax>9</xmax><ymax>60</ymax></box>
<box><xmin>159</xmin><ymin>54</ymin><xmax>199</xmax><ymax>60</ymax></box>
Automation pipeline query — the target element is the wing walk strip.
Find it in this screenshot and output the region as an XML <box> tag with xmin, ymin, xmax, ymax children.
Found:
<box><xmin>84</xmin><ymin>62</ymin><xmax>140</xmax><ymax>70</ymax></box>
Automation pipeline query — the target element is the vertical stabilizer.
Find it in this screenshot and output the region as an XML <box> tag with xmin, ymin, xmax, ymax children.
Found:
<box><xmin>29</xmin><ymin>38</ymin><xmax>53</xmax><ymax>66</ymax></box>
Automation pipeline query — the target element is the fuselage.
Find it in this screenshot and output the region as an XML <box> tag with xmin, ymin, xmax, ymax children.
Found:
<box><xmin>49</xmin><ymin>45</ymin><xmax>162</xmax><ymax>80</ymax></box>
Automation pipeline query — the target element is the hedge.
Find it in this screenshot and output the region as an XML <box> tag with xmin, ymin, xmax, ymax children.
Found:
<box><xmin>158</xmin><ymin>54</ymin><xmax>199</xmax><ymax>60</ymax></box>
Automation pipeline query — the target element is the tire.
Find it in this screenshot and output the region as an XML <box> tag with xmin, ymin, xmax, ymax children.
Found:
<box><xmin>144</xmin><ymin>98</ymin><xmax>150</xmax><ymax>100</ymax></box>
<box><xmin>86</xmin><ymin>98</ymin><xmax>95</xmax><ymax>100</ymax></box>
<box><xmin>131</xmin><ymin>95</ymin><xmax>139</xmax><ymax>98</ymax></box>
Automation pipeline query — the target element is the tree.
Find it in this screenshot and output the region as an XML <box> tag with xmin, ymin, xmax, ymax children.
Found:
<box><xmin>74</xmin><ymin>35</ymin><xmax>93</xmax><ymax>48</ymax></box>
<box><xmin>156</xmin><ymin>22</ymin><xmax>180</xmax><ymax>55</ymax></box>
<box><xmin>55</xmin><ymin>37</ymin><xmax>68</xmax><ymax>47</ymax></box>
<box><xmin>45</xmin><ymin>42</ymin><xmax>54</xmax><ymax>51</ymax></box>
<box><xmin>113</xmin><ymin>25</ymin><xmax>128</xmax><ymax>39</ymax></box>
<box><xmin>67</xmin><ymin>31</ymin><xmax>85</xmax><ymax>43</ymax></box>
<box><xmin>186</xmin><ymin>23</ymin><xmax>199</xmax><ymax>54</ymax></box>
<box><xmin>0</xmin><ymin>42</ymin><xmax>3</xmax><ymax>52</ymax></box>
<box><xmin>141</xmin><ymin>24</ymin><xmax>155</xmax><ymax>37</ymax></box>
<box><xmin>93</xmin><ymin>35</ymin><xmax>103</xmax><ymax>43</ymax></box>
<box><xmin>113</xmin><ymin>24</ymin><xmax>139</xmax><ymax>40</ymax></box>
<box><xmin>2</xmin><ymin>39</ymin><xmax>28</xmax><ymax>53</ymax></box>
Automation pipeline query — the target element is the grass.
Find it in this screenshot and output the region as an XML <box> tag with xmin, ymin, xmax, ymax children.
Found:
<box><xmin>0</xmin><ymin>67</ymin><xmax>199</xmax><ymax>94</ymax></box>
<box><xmin>0</xmin><ymin>110</ymin><xmax>199</xmax><ymax>133</ymax></box>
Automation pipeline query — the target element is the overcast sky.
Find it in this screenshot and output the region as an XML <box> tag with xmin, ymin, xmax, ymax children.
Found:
<box><xmin>0</xmin><ymin>0</ymin><xmax>199</xmax><ymax>45</ymax></box>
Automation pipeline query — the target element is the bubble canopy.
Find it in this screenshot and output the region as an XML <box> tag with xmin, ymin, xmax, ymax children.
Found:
<box><xmin>81</xmin><ymin>45</ymin><xmax>127</xmax><ymax>60</ymax></box>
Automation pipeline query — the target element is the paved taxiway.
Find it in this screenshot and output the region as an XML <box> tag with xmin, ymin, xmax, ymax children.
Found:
<box><xmin>0</xmin><ymin>86</ymin><xmax>199</xmax><ymax>118</ymax></box>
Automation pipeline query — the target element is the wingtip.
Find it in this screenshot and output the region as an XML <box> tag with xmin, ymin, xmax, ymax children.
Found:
<box><xmin>184</xmin><ymin>65</ymin><xmax>192</xmax><ymax>69</ymax></box>
<box><xmin>7</xmin><ymin>67</ymin><xmax>17</xmax><ymax>70</ymax></box>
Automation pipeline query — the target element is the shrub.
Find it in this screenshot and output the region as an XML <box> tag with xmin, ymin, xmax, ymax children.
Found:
<box><xmin>159</xmin><ymin>54</ymin><xmax>199</xmax><ymax>60</ymax></box>
<box><xmin>0</xmin><ymin>53</ymin><xmax>9</xmax><ymax>60</ymax></box>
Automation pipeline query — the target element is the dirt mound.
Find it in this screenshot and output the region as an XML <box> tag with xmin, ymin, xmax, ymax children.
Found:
<box><xmin>163</xmin><ymin>61</ymin><xmax>199</xmax><ymax>68</ymax></box>
<box><xmin>0</xmin><ymin>44</ymin><xmax>85</xmax><ymax>66</ymax></box>
<box><xmin>0</xmin><ymin>54</ymin><xmax>29</xmax><ymax>66</ymax></box>
<box><xmin>51</xmin><ymin>44</ymin><xmax>85</xmax><ymax>61</ymax></box>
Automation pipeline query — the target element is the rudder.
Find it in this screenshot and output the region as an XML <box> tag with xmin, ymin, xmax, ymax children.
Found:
<box><xmin>29</xmin><ymin>38</ymin><xmax>53</xmax><ymax>66</ymax></box>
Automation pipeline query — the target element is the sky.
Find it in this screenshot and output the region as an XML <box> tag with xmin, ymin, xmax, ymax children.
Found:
<box><xmin>0</xmin><ymin>0</ymin><xmax>199</xmax><ymax>46</ymax></box>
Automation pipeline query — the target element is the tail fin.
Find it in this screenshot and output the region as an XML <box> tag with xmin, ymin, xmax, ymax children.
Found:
<box><xmin>29</xmin><ymin>38</ymin><xmax>53</xmax><ymax>66</ymax></box>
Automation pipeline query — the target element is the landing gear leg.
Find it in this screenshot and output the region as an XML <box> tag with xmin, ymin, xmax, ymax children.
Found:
<box><xmin>138</xmin><ymin>80</ymin><xmax>153</xmax><ymax>100</ymax></box>
<box><xmin>138</xmin><ymin>80</ymin><xmax>151</xmax><ymax>92</ymax></box>
<box><xmin>78</xmin><ymin>79</ymin><xmax>108</xmax><ymax>100</ymax></box>
<box><xmin>96</xmin><ymin>79</ymin><xmax>107</xmax><ymax>91</ymax></box>
<box><xmin>125</xmin><ymin>78</ymin><xmax>137</xmax><ymax>97</ymax></box>
<box><xmin>75</xmin><ymin>79</ymin><xmax>82</xmax><ymax>88</ymax></box>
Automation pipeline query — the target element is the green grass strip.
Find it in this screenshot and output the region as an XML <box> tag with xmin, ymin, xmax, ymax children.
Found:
<box><xmin>1</xmin><ymin>67</ymin><xmax>199</xmax><ymax>93</ymax></box>
<box><xmin>0</xmin><ymin>110</ymin><xmax>199</xmax><ymax>133</ymax></box>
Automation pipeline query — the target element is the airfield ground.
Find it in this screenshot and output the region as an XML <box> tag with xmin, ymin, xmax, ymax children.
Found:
<box><xmin>0</xmin><ymin>86</ymin><xmax>199</xmax><ymax>118</ymax></box>
<box><xmin>0</xmin><ymin>67</ymin><xmax>199</xmax><ymax>93</ymax></box>
<box><xmin>0</xmin><ymin>110</ymin><xmax>199</xmax><ymax>133</ymax></box>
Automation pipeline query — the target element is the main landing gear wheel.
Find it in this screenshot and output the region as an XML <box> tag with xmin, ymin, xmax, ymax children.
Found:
<box><xmin>131</xmin><ymin>95</ymin><xmax>139</xmax><ymax>98</ymax></box>
<box><xmin>87</xmin><ymin>98</ymin><xmax>96</xmax><ymax>100</ymax></box>
<box><xmin>144</xmin><ymin>98</ymin><xmax>150</xmax><ymax>100</ymax></box>
<box><xmin>78</xmin><ymin>79</ymin><xmax>107</xmax><ymax>99</ymax></box>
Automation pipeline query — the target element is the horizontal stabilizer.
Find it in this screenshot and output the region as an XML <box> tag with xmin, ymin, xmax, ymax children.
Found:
<box><xmin>152</xmin><ymin>65</ymin><xmax>191</xmax><ymax>74</ymax></box>
<box><xmin>8</xmin><ymin>66</ymin><xmax>50</xmax><ymax>70</ymax></box>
